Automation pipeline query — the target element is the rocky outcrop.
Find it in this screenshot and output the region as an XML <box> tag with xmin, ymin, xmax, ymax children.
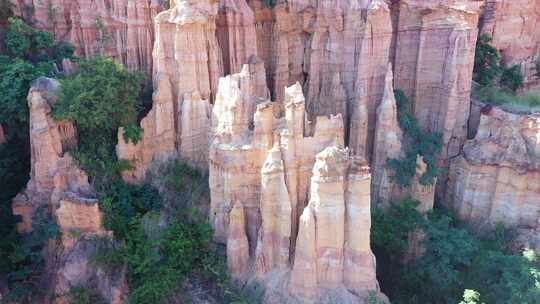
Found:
<box><xmin>12</xmin><ymin>0</ymin><xmax>163</xmax><ymax>74</ymax></box>
<box><xmin>11</xmin><ymin>77</ymin><xmax>125</xmax><ymax>303</ymax></box>
<box><xmin>255</xmin><ymin>147</ymin><xmax>292</xmax><ymax>276</ymax></box>
<box><xmin>117</xmin><ymin>0</ymin><xmax>223</xmax><ymax>179</ymax></box>
<box><xmin>12</xmin><ymin>77</ymin><xmax>82</xmax><ymax>233</ymax></box>
<box><xmin>290</xmin><ymin>147</ymin><xmax>378</xmax><ymax>303</ymax></box>
<box><xmin>210</xmin><ymin>65</ymin><xmax>382</xmax><ymax>302</ymax></box>
<box><xmin>117</xmin><ymin>0</ymin><xmax>262</xmax><ymax>180</ymax></box>
<box><xmin>393</xmin><ymin>0</ymin><xmax>482</xmax><ymax>201</ymax></box>
<box><xmin>227</xmin><ymin>201</ymin><xmax>250</xmax><ymax>281</ymax></box>
<box><xmin>447</xmin><ymin>106</ymin><xmax>540</xmax><ymax>228</ymax></box>
<box><xmin>371</xmin><ymin>64</ymin><xmax>402</xmax><ymax>208</ymax></box>
<box><xmin>479</xmin><ymin>0</ymin><xmax>540</xmax><ymax>88</ymax></box>
<box><xmin>290</xmin><ymin>146</ymin><xmax>380</xmax><ymax>301</ymax></box>
<box><xmin>349</xmin><ymin>1</ymin><xmax>394</xmax><ymax>160</ymax></box>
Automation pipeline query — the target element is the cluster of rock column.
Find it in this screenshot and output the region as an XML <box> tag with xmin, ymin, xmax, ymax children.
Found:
<box><xmin>11</xmin><ymin>78</ymin><xmax>126</xmax><ymax>304</ymax></box>
<box><xmin>117</xmin><ymin>0</ymin><xmax>261</xmax><ymax>180</ymax></box>
<box><xmin>209</xmin><ymin>60</ymin><xmax>384</xmax><ymax>302</ymax></box>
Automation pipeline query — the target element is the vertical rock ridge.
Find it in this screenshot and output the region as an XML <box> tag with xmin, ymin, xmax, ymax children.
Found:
<box><xmin>371</xmin><ymin>64</ymin><xmax>402</xmax><ymax>208</ymax></box>
<box><xmin>11</xmin><ymin>77</ymin><xmax>126</xmax><ymax>304</ymax></box>
<box><xmin>227</xmin><ymin>201</ymin><xmax>251</xmax><ymax>281</ymax></box>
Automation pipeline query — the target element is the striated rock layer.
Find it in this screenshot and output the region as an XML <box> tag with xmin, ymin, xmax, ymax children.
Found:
<box><xmin>248</xmin><ymin>0</ymin><xmax>393</xmax><ymax>153</ymax></box>
<box><xmin>447</xmin><ymin>106</ymin><xmax>540</xmax><ymax>228</ymax></box>
<box><xmin>479</xmin><ymin>0</ymin><xmax>540</xmax><ymax>88</ymax></box>
<box><xmin>210</xmin><ymin>65</ymin><xmax>383</xmax><ymax>302</ymax></box>
<box><xmin>393</xmin><ymin>0</ymin><xmax>481</xmax><ymax>201</ymax></box>
<box><xmin>290</xmin><ymin>146</ymin><xmax>379</xmax><ymax>300</ymax></box>
<box><xmin>12</xmin><ymin>0</ymin><xmax>163</xmax><ymax>74</ymax></box>
<box><xmin>11</xmin><ymin>77</ymin><xmax>126</xmax><ymax>303</ymax></box>
<box><xmin>371</xmin><ymin>64</ymin><xmax>402</xmax><ymax>208</ymax></box>
<box><xmin>117</xmin><ymin>0</ymin><xmax>260</xmax><ymax>181</ymax></box>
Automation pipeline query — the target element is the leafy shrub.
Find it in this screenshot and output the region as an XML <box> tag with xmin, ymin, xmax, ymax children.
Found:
<box><xmin>373</xmin><ymin>203</ymin><xmax>540</xmax><ymax>304</ymax></box>
<box><xmin>473</xmin><ymin>34</ymin><xmax>501</xmax><ymax>87</ymax></box>
<box><xmin>500</xmin><ymin>64</ymin><xmax>524</xmax><ymax>92</ymax></box>
<box><xmin>3</xmin><ymin>206</ymin><xmax>59</xmax><ymax>302</ymax></box>
<box><xmin>472</xmin><ymin>85</ymin><xmax>540</xmax><ymax>112</ymax></box>
<box><xmin>52</xmin><ymin>57</ymin><xmax>144</xmax><ymax>185</ymax></box>
<box><xmin>387</xmin><ymin>90</ymin><xmax>442</xmax><ymax>187</ymax></box>
<box><xmin>93</xmin><ymin>160</ymin><xmax>248</xmax><ymax>303</ymax></box>
<box><xmin>67</xmin><ymin>286</ymin><xmax>106</xmax><ymax>304</ymax></box>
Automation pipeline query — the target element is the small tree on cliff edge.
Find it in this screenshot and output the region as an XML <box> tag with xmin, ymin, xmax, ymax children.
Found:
<box><xmin>473</xmin><ymin>34</ymin><xmax>501</xmax><ymax>87</ymax></box>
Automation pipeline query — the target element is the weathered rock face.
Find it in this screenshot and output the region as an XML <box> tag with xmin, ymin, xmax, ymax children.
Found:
<box><xmin>117</xmin><ymin>0</ymin><xmax>222</xmax><ymax>179</ymax></box>
<box><xmin>11</xmin><ymin>77</ymin><xmax>126</xmax><ymax>304</ymax></box>
<box><xmin>210</xmin><ymin>66</ymin><xmax>382</xmax><ymax>302</ymax></box>
<box><xmin>248</xmin><ymin>0</ymin><xmax>393</xmax><ymax>146</ymax></box>
<box><xmin>12</xmin><ymin>77</ymin><xmax>83</xmax><ymax>233</ymax></box>
<box><xmin>447</xmin><ymin>106</ymin><xmax>540</xmax><ymax>228</ymax></box>
<box><xmin>12</xmin><ymin>0</ymin><xmax>163</xmax><ymax>74</ymax></box>
<box><xmin>393</xmin><ymin>0</ymin><xmax>481</xmax><ymax>201</ymax></box>
<box><xmin>227</xmin><ymin>201</ymin><xmax>250</xmax><ymax>281</ymax></box>
<box><xmin>371</xmin><ymin>64</ymin><xmax>402</xmax><ymax>208</ymax></box>
<box><xmin>404</xmin><ymin>155</ymin><xmax>437</xmax><ymax>262</ymax></box>
<box><xmin>480</xmin><ymin>0</ymin><xmax>540</xmax><ymax>88</ymax></box>
<box><xmin>290</xmin><ymin>147</ymin><xmax>378</xmax><ymax>300</ymax></box>
<box><xmin>255</xmin><ymin>147</ymin><xmax>292</xmax><ymax>276</ymax></box>
<box><xmin>117</xmin><ymin>0</ymin><xmax>261</xmax><ymax>180</ymax></box>
<box><xmin>217</xmin><ymin>0</ymin><xmax>258</xmax><ymax>75</ymax></box>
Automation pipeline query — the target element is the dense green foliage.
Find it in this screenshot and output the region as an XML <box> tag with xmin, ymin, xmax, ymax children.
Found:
<box><xmin>0</xmin><ymin>16</ymin><xmax>74</xmax><ymax>302</ymax></box>
<box><xmin>52</xmin><ymin>57</ymin><xmax>144</xmax><ymax>184</ymax></box>
<box><xmin>92</xmin><ymin>161</ymin><xmax>251</xmax><ymax>304</ymax></box>
<box><xmin>472</xmin><ymin>34</ymin><xmax>535</xmax><ymax>110</ymax></box>
<box><xmin>500</xmin><ymin>64</ymin><xmax>525</xmax><ymax>93</ymax></box>
<box><xmin>67</xmin><ymin>286</ymin><xmax>107</xmax><ymax>304</ymax></box>
<box><xmin>535</xmin><ymin>60</ymin><xmax>540</xmax><ymax>80</ymax></box>
<box><xmin>473</xmin><ymin>34</ymin><xmax>502</xmax><ymax>87</ymax></box>
<box><xmin>373</xmin><ymin>199</ymin><xmax>540</xmax><ymax>304</ymax></box>
<box><xmin>262</xmin><ymin>0</ymin><xmax>277</xmax><ymax>7</ymax></box>
<box><xmin>387</xmin><ymin>90</ymin><xmax>442</xmax><ymax>187</ymax></box>
<box><xmin>472</xmin><ymin>83</ymin><xmax>540</xmax><ymax>110</ymax></box>
<box><xmin>2</xmin><ymin>207</ymin><xmax>59</xmax><ymax>302</ymax></box>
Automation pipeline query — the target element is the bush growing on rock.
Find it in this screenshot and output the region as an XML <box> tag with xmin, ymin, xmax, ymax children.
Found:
<box><xmin>52</xmin><ymin>57</ymin><xmax>145</xmax><ymax>185</ymax></box>
<box><xmin>499</xmin><ymin>64</ymin><xmax>524</xmax><ymax>93</ymax></box>
<box><xmin>93</xmin><ymin>160</ymin><xmax>251</xmax><ymax>304</ymax></box>
<box><xmin>372</xmin><ymin>199</ymin><xmax>540</xmax><ymax>304</ymax></box>
<box><xmin>387</xmin><ymin>90</ymin><xmax>442</xmax><ymax>187</ymax></box>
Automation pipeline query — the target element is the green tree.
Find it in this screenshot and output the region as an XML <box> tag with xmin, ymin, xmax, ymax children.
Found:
<box><xmin>473</xmin><ymin>34</ymin><xmax>501</xmax><ymax>86</ymax></box>
<box><xmin>52</xmin><ymin>57</ymin><xmax>144</xmax><ymax>184</ymax></box>
<box><xmin>500</xmin><ymin>64</ymin><xmax>524</xmax><ymax>92</ymax></box>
